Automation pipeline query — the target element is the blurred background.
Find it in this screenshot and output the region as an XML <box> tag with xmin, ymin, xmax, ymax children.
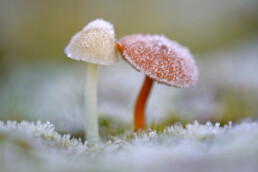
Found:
<box><xmin>0</xmin><ymin>0</ymin><xmax>258</xmax><ymax>135</ymax></box>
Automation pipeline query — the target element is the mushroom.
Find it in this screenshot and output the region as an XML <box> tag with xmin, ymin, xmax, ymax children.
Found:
<box><xmin>64</xmin><ymin>19</ymin><xmax>117</xmax><ymax>142</ymax></box>
<box><xmin>117</xmin><ymin>34</ymin><xmax>198</xmax><ymax>131</ymax></box>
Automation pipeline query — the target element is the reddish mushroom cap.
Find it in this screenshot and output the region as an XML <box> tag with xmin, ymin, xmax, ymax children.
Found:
<box><xmin>117</xmin><ymin>34</ymin><xmax>198</xmax><ymax>88</ymax></box>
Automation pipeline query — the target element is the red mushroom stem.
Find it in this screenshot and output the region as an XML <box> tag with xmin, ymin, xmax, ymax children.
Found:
<box><xmin>134</xmin><ymin>76</ymin><xmax>153</xmax><ymax>131</ymax></box>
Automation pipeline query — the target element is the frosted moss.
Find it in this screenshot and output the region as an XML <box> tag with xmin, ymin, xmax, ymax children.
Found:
<box><xmin>1</xmin><ymin>120</ymin><xmax>258</xmax><ymax>172</ymax></box>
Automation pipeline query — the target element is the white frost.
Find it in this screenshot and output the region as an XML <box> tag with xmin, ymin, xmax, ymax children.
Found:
<box><xmin>64</xmin><ymin>19</ymin><xmax>118</xmax><ymax>65</ymax></box>
<box><xmin>1</xmin><ymin>121</ymin><xmax>258</xmax><ymax>172</ymax></box>
<box><xmin>118</xmin><ymin>34</ymin><xmax>199</xmax><ymax>88</ymax></box>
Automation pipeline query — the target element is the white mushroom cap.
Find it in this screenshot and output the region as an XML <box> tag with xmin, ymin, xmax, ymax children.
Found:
<box><xmin>64</xmin><ymin>19</ymin><xmax>118</xmax><ymax>65</ymax></box>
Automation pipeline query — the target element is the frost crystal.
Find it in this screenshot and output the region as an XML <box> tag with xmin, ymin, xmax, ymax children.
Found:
<box><xmin>64</xmin><ymin>19</ymin><xmax>118</xmax><ymax>65</ymax></box>
<box><xmin>117</xmin><ymin>34</ymin><xmax>198</xmax><ymax>87</ymax></box>
<box><xmin>1</xmin><ymin>121</ymin><xmax>258</xmax><ymax>172</ymax></box>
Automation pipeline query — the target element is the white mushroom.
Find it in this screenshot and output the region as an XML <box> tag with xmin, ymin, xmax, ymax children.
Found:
<box><xmin>64</xmin><ymin>19</ymin><xmax>118</xmax><ymax>143</ymax></box>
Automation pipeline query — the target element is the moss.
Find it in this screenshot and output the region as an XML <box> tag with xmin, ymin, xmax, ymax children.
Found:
<box><xmin>150</xmin><ymin>112</ymin><xmax>192</xmax><ymax>133</ymax></box>
<box><xmin>98</xmin><ymin>115</ymin><xmax>133</xmax><ymax>141</ymax></box>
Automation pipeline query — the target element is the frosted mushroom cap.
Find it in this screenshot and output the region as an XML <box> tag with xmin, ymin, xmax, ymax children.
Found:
<box><xmin>117</xmin><ymin>34</ymin><xmax>198</xmax><ymax>88</ymax></box>
<box><xmin>64</xmin><ymin>19</ymin><xmax>118</xmax><ymax>65</ymax></box>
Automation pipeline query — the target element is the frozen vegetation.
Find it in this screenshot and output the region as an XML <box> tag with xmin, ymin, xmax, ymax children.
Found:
<box><xmin>1</xmin><ymin>36</ymin><xmax>258</xmax><ymax>134</ymax></box>
<box><xmin>0</xmin><ymin>120</ymin><xmax>258</xmax><ymax>172</ymax></box>
<box><xmin>0</xmin><ymin>1</ymin><xmax>257</xmax><ymax>172</ymax></box>
<box><xmin>0</xmin><ymin>22</ymin><xmax>258</xmax><ymax>172</ymax></box>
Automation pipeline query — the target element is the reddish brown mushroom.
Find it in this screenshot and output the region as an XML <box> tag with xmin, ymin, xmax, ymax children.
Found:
<box><xmin>117</xmin><ymin>34</ymin><xmax>198</xmax><ymax>131</ymax></box>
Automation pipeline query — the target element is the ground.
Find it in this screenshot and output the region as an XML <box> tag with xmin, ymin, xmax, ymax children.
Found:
<box><xmin>1</xmin><ymin>120</ymin><xmax>258</xmax><ymax>172</ymax></box>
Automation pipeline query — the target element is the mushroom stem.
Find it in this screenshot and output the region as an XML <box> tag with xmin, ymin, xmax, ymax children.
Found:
<box><xmin>134</xmin><ymin>76</ymin><xmax>153</xmax><ymax>131</ymax></box>
<box><xmin>84</xmin><ymin>63</ymin><xmax>100</xmax><ymax>143</ymax></box>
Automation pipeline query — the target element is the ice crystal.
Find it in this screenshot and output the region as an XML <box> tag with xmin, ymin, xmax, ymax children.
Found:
<box><xmin>117</xmin><ymin>34</ymin><xmax>198</xmax><ymax>87</ymax></box>
<box><xmin>0</xmin><ymin>121</ymin><xmax>88</xmax><ymax>154</ymax></box>
<box><xmin>64</xmin><ymin>19</ymin><xmax>118</xmax><ymax>65</ymax></box>
<box><xmin>1</xmin><ymin>121</ymin><xmax>258</xmax><ymax>172</ymax></box>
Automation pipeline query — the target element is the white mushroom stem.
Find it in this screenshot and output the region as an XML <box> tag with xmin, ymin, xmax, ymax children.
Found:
<box><xmin>84</xmin><ymin>63</ymin><xmax>100</xmax><ymax>143</ymax></box>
